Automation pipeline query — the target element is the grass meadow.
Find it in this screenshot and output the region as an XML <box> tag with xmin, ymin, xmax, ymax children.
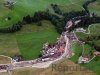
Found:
<box><xmin>70</xmin><ymin>24</ymin><xmax>100</xmax><ymax>74</ymax></box>
<box><xmin>0</xmin><ymin>0</ymin><xmax>100</xmax><ymax>74</ymax></box>
<box><xmin>0</xmin><ymin>0</ymin><xmax>83</xmax><ymax>59</ymax></box>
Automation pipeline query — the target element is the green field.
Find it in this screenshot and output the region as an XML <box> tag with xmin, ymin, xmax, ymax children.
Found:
<box><xmin>70</xmin><ymin>24</ymin><xmax>100</xmax><ymax>74</ymax></box>
<box><xmin>76</xmin><ymin>24</ymin><xmax>100</xmax><ymax>37</ymax></box>
<box><xmin>69</xmin><ymin>43</ymin><xmax>95</xmax><ymax>62</ymax></box>
<box><xmin>0</xmin><ymin>0</ymin><xmax>100</xmax><ymax>74</ymax></box>
<box><xmin>0</xmin><ymin>0</ymin><xmax>84</xmax><ymax>59</ymax></box>
<box><xmin>0</xmin><ymin>0</ymin><xmax>71</xmax><ymax>28</ymax></box>
<box><xmin>88</xmin><ymin>0</ymin><xmax>100</xmax><ymax>16</ymax></box>
<box><xmin>70</xmin><ymin>24</ymin><xmax>100</xmax><ymax>62</ymax></box>
<box><xmin>16</xmin><ymin>21</ymin><xmax>59</xmax><ymax>59</ymax></box>
<box><xmin>0</xmin><ymin>20</ymin><xmax>59</xmax><ymax>59</ymax></box>
<box><xmin>69</xmin><ymin>42</ymin><xmax>82</xmax><ymax>63</ymax></box>
<box><xmin>70</xmin><ymin>42</ymin><xmax>99</xmax><ymax>74</ymax></box>
<box><xmin>0</xmin><ymin>0</ymin><xmax>83</xmax><ymax>60</ymax></box>
<box><xmin>80</xmin><ymin>56</ymin><xmax>100</xmax><ymax>75</ymax></box>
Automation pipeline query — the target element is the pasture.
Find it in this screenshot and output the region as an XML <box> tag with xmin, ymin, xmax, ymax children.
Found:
<box><xmin>71</xmin><ymin>24</ymin><xmax>100</xmax><ymax>75</ymax></box>
<box><xmin>0</xmin><ymin>0</ymin><xmax>100</xmax><ymax>74</ymax></box>
<box><xmin>0</xmin><ymin>0</ymin><xmax>83</xmax><ymax>59</ymax></box>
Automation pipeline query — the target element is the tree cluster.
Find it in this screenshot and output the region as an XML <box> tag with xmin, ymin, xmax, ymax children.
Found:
<box><xmin>68</xmin><ymin>15</ymin><xmax>100</xmax><ymax>32</ymax></box>
<box><xmin>51</xmin><ymin>4</ymin><xmax>63</xmax><ymax>15</ymax></box>
<box><xmin>83</xmin><ymin>0</ymin><xmax>96</xmax><ymax>14</ymax></box>
<box><xmin>0</xmin><ymin>21</ymin><xmax>22</xmax><ymax>33</ymax></box>
<box><xmin>0</xmin><ymin>0</ymin><xmax>99</xmax><ymax>34</ymax></box>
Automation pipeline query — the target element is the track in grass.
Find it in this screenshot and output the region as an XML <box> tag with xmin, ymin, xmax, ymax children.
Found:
<box><xmin>0</xmin><ymin>0</ymin><xmax>83</xmax><ymax>59</ymax></box>
<box><xmin>70</xmin><ymin>24</ymin><xmax>100</xmax><ymax>75</ymax></box>
<box><xmin>0</xmin><ymin>0</ymin><xmax>71</xmax><ymax>28</ymax></box>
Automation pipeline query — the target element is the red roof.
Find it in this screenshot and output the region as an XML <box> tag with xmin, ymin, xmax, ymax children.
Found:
<box><xmin>59</xmin><ymin>46</ymin><xmax>64</xmax><ymax>53</ymax></box>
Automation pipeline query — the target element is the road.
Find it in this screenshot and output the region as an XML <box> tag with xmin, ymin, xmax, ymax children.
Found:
<box><xmin>0</xmin><ymin>32</ymin><xmax>71</xmax><ymax>73</ymax></box>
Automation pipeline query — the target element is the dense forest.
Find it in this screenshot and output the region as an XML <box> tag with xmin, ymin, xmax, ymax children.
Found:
<box><xmin>0</xmin><ymin>0</ymin><xmax>99</xmax><ymax>34</ymax></box>
<box><xmin>0</xmin><ymin>0</ymin><xmax>99</xmax><ymax>51</ymax></box>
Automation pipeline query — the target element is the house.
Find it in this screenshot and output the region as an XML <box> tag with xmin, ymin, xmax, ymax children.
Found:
<box><xmin>78</xmin><ymin>56</ymin><xmax>89</xmax><ymax>64</ymax></box>
<box><xmin>94</xmin><ymin>51</ymin><xmax>100</xmax><ymax>56</ymax></box>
